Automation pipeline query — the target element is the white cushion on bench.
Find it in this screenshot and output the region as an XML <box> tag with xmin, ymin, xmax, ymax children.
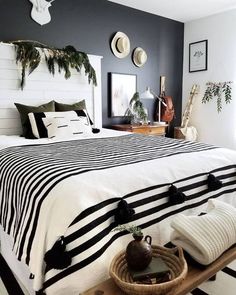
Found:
<box><xmin>170</xmin><ymin>199</ymin><xmax>236</xmax><ymax>265</ymax></box>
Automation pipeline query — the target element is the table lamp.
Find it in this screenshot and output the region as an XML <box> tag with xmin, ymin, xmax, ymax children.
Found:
<box><xmin>140</xmin><ymin>87</ymin><xmax>167</xmax><ymax>124</ymax></box>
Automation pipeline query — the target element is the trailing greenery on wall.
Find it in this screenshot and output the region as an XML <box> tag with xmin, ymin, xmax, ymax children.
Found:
<box><xmin>9</xmin><ymin>40</ymin><xmax>97</xmax><ymax>90</ymax></box>
<box><xmin>202</xmin><ymin>81</ymin><xmax>232</xmax><ymax>113</ymax></box>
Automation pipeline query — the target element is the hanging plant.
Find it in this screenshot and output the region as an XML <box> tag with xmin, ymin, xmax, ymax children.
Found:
<box><xmin>202</xmin><ymin>81</ymin><xmax>232</xmax><ymax>113</ymax></box>
<box><xmin>10</xmin><ymin>40</ymin><xmax>97</xmax><ymax>90</ymax></box>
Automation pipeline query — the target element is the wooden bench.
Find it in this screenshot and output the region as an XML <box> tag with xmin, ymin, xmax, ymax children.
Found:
<box><xmin>82</xmin><ymin>245</ymin><xmax>236</xmax><ymax>295</ymax></box>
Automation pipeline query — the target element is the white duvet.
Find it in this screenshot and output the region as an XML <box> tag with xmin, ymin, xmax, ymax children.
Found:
<box><xmin>0</xmin><ymin>128</ymin><xmax>128</xmax><ymax>149</ymax></box>
<box><xmin>1</xmin><ymin>131</ymin><xmax>236</xmax><ymax>294</ymax></box>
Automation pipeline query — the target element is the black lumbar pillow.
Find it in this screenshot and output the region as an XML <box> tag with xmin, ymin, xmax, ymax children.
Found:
<box><xmin>207</xmin><ymin>174</ymin><xmax>223</xmax><ymax>191</ymax></box>
<box><xmin>115</xmin><ymin>199</ymin><xmax>135</xmax><ymax>224</ymax></box>
<box><xmin>169</xmin><ymin>184</ymin><xmax>186</xmax><ymax>205</ymax></box>
<box><xmin>44</xmin><ymin>236</ymin><xmax>71</xmax><ymax>270</ymax></box>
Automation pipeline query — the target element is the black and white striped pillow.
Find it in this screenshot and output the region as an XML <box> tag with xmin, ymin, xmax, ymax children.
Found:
<box><xmin>28</xmin><ymin>110</ymin><xmax>91</xmax><ymax>139</ymax></box>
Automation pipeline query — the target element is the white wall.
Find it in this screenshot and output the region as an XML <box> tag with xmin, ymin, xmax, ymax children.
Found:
<box><xmin>183</xmin><ymin>9</ymin><xmax>236</xmax><ymax>149</ymax></box>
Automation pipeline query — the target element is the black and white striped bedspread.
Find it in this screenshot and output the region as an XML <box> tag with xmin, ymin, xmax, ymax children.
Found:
<box><xmin>0</xmin><ymin>134</ymin><xmax>236</xmax><ymax>294</ymax></box>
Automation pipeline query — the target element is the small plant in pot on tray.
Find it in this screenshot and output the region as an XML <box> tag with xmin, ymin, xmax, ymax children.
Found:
<box><xmin>113</xmin><ymin>224</ymin><xmax>152</xmax><ymax>271</ymax></box>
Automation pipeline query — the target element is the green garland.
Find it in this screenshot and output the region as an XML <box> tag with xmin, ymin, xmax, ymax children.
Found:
<box><xmin>10</xmin><ymin>40</ymin><xmax>97</xmax><ymax>90</ymax></box>
<box><xmin>202</xmin><ymin>81</ymin><xmax>232</xmax><ymax>113</ymax></box>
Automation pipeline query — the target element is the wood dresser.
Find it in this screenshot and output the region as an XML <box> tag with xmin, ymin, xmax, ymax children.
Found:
<box><xmin>111</xmin><ymin>124</ymin><xmax>168</xmax><ymax>136</ymax></box>
<box><xmin>81</xmin><ymin>245</ymin><xmax>236</xmax><ymax>295</ymax></box>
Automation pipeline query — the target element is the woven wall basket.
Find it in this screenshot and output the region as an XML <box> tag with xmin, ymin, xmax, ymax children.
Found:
<box><xmin>109</xmin><ymin>245</ymin><xmax>188</xmax><ymax>295</ymax></box>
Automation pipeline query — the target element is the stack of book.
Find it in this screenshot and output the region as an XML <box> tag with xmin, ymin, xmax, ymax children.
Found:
<box><xmin>129</xmin><ymin>257</ymin><xmax>170</xmax><ymax>285</ymax></box>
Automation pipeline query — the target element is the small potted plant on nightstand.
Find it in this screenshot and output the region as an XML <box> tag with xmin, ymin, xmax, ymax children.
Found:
<box><xmin>124</xmin><ymin>92</ymin><xmax>148</xmax><ymax>125</ymax></box>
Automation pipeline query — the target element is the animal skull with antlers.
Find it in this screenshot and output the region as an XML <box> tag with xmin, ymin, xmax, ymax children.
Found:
<box><xmin>29</xmin><ymin>0</ymin><xmax>55</xmax><ymax>26</ymax></box>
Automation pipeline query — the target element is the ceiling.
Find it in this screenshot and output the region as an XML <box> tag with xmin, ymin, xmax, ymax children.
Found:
<box><xmin>108</xmin><ymin>0</ymin><xmax>236</xmax><ymax>22</ymax></box>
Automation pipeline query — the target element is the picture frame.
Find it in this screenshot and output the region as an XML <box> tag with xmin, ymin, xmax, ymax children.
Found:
<box><xmin>189</xmin><ymin>40</ymin><xmax>208</xmax><ymax>73</ymax></box>
<box><xmin>110</xmin><ymin>73</ymin><xmax>137</xmax><ymax>117</ymax></box>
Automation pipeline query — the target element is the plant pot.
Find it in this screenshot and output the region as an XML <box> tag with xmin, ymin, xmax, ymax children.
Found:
<box><xmin>126</xmin><ymin>234</ymin><xmax>152</xmax><ymax>271</ymax></box>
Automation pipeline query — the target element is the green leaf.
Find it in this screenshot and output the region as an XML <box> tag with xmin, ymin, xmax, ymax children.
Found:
<box><xmin>202</xmin><ymin>82</ymin><xmax>232</xmax><ymax>112</ymax></box>
<box><xmin>10</xmin><ymin>40</ymin><xmax>97</xmax><ymax>89</ymax></box>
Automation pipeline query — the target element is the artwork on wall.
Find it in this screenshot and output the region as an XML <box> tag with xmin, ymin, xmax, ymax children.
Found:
<box><xmin>189</xmin><ymin>40</ymin><xmax>208</xmax><ymax>72</ymax></box>
<box><xmin>110</xmin><ymin>73</ymin><xmax>137</xmax><ymax>117</ymax></box>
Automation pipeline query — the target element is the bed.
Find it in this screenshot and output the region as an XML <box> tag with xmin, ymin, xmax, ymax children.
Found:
<box><xmin>1</xmin><ymin>130</ymin><xmax>236</xmax><ymax>294</ymax></box>
<box><xmin>1</xmin><ymin>42</ymin><xmax>236</xmax><ymax>295</ymax></box>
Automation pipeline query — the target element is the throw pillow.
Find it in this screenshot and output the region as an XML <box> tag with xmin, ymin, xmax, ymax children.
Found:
<box><xmin>15</xmin><ymin>101</ymin><xmax>55</xmax><ymax>138</ymax></box>
<box><xmin>54</xmin><ymin>100</ymin><xmax>93</xmax><ymax>125</ymax></box>
<box><xmin>42</xmin><ymin>111</ymin><xmax>92</xmax><ymax>139</ymax></box>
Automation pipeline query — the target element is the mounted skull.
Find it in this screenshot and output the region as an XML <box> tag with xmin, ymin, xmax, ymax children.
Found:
<box><xmin>29</xmin><ymin>0</ymin><xmax>55</xmax><ymax>26</ymax></box>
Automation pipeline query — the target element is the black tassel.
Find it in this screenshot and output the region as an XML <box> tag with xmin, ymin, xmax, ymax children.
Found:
<box><xmin>44</xmin><ymin>236</ymin><xmax>71</xmax><ymax>270</ymax></box>
<box><xmin>92</xmin><ymin>128</ymin><xmax>100</xmax><ymax>134</ymax></box>
<box><xmin>169</xmin><ymin>184</ymin><xmax>186</xmax><ymax>205</ymax></box>
<box><xmin>114</xmin><ymin>199</ymin><xmax>135</xmax><ymax>224</ymax></box>
<box><xmin>208</xmin><ymin>174</ymin><xmax>222</xmax><ymax>191</ymax></box>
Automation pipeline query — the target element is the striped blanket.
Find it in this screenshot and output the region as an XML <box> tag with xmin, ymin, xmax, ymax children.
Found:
<box><xmin>0</xmin><ymin>134</ymin><xmax>236</xmax><ymax>294</ymax></box>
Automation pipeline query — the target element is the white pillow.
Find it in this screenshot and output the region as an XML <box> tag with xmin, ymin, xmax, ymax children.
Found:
<box><xmin>42</xmin><ymin>115</ymin><xmax>92</xmax><ymax>139</ymax></box>
<box><xmin>28</xmin><ymin>110</ymin><xmax>91</xmax><ymax>139</ymax></box>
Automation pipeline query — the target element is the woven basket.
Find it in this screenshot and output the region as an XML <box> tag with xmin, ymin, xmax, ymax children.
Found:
<box><xmin>109</xmin><ymin>245</ymin><xmax>188</xmax><ymax>295</ymax></box>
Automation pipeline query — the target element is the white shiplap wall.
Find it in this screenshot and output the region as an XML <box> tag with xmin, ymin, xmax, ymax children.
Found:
<box><xmin>0</xmin><ymin>42</ymin><xmax>102</xmax><ymax>135</ymax></box>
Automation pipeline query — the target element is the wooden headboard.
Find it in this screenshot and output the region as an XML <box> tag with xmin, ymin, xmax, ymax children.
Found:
<box><xmin>0</xmin><ymin>42</ymin><xmax>102</xmax><ymax>135</ymax></box>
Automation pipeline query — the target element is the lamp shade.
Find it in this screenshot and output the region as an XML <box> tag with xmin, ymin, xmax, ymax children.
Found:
<box><xmin>140</xmin><ymin>87</ymin><xmax>154</xmax><ymax>99</ymax></box>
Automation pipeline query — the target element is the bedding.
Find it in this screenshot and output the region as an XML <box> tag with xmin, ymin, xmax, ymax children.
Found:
<box><xmin>0</xmin><ymin>131</ymin><xmax>236</xmax><ymax>294</ymax></box>
<box><xmin>14</xmin><ymin>101</ymin><xmax>55</xmax><ymax>138</ymax></box>
<box><xmin>54</xmin><ymin>100</ymin><xmax>93</xmax><ymax>125</ymax></box>
<box><xmin>54</xmin><ymin>100</ymin><xmax>86</xmax><ymax>112</ymax></box>
<box><xmin>29</xmin><ymin>110</ymin><xmax>91</xmax><ymax>139</ymax></box>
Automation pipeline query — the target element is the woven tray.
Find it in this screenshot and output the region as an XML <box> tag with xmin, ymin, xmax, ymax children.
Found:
<box><xmin>109</xmin><ymin>245</ymin><xmax>188</xmax><ymax>295</ymax></box>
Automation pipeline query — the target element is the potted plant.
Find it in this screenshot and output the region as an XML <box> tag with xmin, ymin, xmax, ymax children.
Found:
<box><xmin>113</xmin><ymin>224</ymin><xmax>152</xmax><ymax>270</ymax></box>
<box><xmin>113</xmin><ymin>224</ymin><xmax>143</xmax><ymax>237</ymax></box>
<box><xmin>124</xmin><ymin>92</ymin><xmax>148</xmax><ymax>124</ymax></box>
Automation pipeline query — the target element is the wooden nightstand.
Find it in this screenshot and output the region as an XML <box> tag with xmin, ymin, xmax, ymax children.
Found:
<box><xmin>111</xmin><ymin>124</ymin><xmax>168</xmax><ymax>136</ymax></box>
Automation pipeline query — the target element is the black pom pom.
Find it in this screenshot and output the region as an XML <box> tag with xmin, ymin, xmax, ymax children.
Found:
<box><xmin>44</xmin><ymin>236</ymin><xmax>71</xmax><ymax>270</ymax></box>
<box><xmin>169</xmin><ymin>184</ymin><xmax>186</xmax><ymax>205</ymax></box>
<box><xmin>92</xmin><ymin>128</ymin><xmax>100</xmax><ymax>134</ymax></box>
<box><xmin>115</xmin><ymin>199</ymin><xmax>135</xmax><ymax>224</ymax></box>
<box><xmin>208</xmin><ymin>174</ymin><xmax>222</xmax><ymax>191</ymax></box>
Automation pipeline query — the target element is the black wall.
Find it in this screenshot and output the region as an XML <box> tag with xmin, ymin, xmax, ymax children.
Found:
<box><xmin>0</xmin><ymin>0</ymin><xmax>184</xmax><ymax>132</ymax></box>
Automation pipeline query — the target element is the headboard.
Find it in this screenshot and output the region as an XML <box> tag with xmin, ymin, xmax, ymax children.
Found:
<box><xmin>0</xmin><ymin>42</ymin><xmax>102</xmax><ymax>135</ymax></box>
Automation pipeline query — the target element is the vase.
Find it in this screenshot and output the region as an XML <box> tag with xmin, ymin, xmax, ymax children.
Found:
<box><xmin>126</xmin><ymin>234</ymin><xmax>152</xmax><ymax>271</ymax></box>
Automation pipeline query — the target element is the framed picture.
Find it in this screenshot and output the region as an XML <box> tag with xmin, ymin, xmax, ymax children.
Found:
<box><xmin>110</xmin><ymin>73</ymin><xmax>137</xmax><ymax>117</ymax></box>
<box><xmin>189</xmin><ymin>40</ymin><xmax>208</xmax><ymax>72</ymax></box>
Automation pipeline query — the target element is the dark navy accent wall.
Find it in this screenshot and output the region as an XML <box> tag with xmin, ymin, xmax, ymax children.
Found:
<box><xmin>0</xmin><ymin>0</ymin><xmax>184</xmax><ymax>133</ymax></box>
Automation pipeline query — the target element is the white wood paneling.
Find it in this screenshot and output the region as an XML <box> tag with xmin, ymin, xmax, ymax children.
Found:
<box><xmin>0</xmin><ymin>42</ymin><xmax>103</xmax><ymax>135</ymax></box>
